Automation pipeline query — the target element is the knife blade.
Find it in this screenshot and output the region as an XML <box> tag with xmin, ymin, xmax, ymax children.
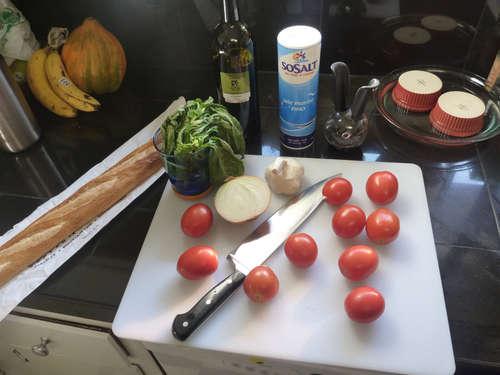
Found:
<box><xmin>172</xmin><ymin>174</ymin><xmax>340</xmax><ymax>341</ymax></box>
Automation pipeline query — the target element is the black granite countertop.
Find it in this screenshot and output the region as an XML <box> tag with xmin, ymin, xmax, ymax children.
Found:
<box><xmin>1</xmin><ymin>72</ymin><xmax>499</xmax><ymax>374</ymax></box>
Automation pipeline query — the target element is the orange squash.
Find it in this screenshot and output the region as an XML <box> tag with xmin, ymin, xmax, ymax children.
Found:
<box><xmin>61</xmin><ymin>18</ymin><xmax>126</xmax><ymax>94</ymax></box>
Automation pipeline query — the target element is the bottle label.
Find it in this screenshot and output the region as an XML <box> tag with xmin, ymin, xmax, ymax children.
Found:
<box><xmin>277</xmin><ymin>41</ymin><xmax>321</xmax><ymax>149</ymax></box>
<box><xmin>220</xmin><ymin>71</ymin><xmax>251</xmax><ymax>103</ymax></box>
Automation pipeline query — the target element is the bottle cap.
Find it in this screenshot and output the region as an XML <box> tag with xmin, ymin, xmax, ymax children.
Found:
<box><xmin>429</xmin><ymin>91</ymin><xmax>485</xmax><ymax>137</ymax></box>
<box><xmin>277</xmin><ymin>25</ymin><xmax>321</xmax><ymax>49</ymax></box>
<box><xmin>392</xmin><ymin>70</ymin><xmax>442</xmax><ymax>112</ymax></box>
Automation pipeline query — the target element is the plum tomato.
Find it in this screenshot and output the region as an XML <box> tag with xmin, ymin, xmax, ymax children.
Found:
<box><xmin>366</xmin><ymin>171</ymin><xmax>398</xmax><ymax>205</ymax></box>
<box><xmin>284</xmin><ymin>233</ymin><xmax>318</xmax><ymax>268</ymax></box>
<box><xmin>339</xmin><ymin>245</ymin><xmax>378</xmax><ymax>281</ymax></box>
<box><xmin>177</xmin><ymin>245</ymin><xmax>218</xmax><ymax>280</ymax></box>
<box><xmin>322</xmin><ymin>177</ymin><xmax>353</xmax><ymax>206</ymax></box>
<box><xmin>366</xmin><ymin>208</ymin><xmax>400</xmax><ymax>245</ymax></box>
<box><xmin>332</xmin><ymin>204</ymin><xmax>366</xmax><ymax>238</ymax></box>
<box><xmin>243</xmin><ymin>265</ymin><xmax>279</xmax><ymax>303</ymax></box>
<box><xmin>345</xmin><ymin>286</ymin><xmax>385</xmax><ymax>323</ymax></box>
<box><xmin>181</xmin><ymin>203</ymin><xmax>213</xmax><ymax>237</ymax></box>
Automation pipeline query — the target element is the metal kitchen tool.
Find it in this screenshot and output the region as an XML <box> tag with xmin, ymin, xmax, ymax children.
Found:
<box><xmin>324</xmin><ymin>62</ymin><xmax>379</xmax><ymax>149</ymax></box>
<box><xmin>172</xmin><ymin>173</ymin><xmax>340</xmax><ymax>341</ymax></box>
<box><xmin>330</xmin><ymin>62</ymin><xmax>351</xmax><ymax>112</ymax></box>
<box><xmin>0</xmin><ymin>56</ymin><xmax>40</xmax><ymax>153</ymax></box>
<box><xmin>352</xmin><ymin>79</ymin><xmax>381</xmax><ymax>120</ymax></box>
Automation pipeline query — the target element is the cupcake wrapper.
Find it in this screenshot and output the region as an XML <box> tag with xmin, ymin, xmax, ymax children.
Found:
<box><xmin>429</xmin><ymin>103</ymin><xmax>484</xmax><ymax>137</ymax></box>
<box><xmin>392</xmin><ymin>83</ymin><xmax>440</xmax><ymax>112</ymax></box>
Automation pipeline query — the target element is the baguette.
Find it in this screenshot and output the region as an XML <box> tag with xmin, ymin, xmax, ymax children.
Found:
<box><xmin>0</xmin><ymin>140</ymin><xmax>162</xmax><ymax>287</ymax></box>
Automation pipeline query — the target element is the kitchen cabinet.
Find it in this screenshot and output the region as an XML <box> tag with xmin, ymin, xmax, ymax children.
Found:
<box><xmin>148</xmin><ymin>344</ymin><xmax>373</xmax><ymax>375</ymax></box>
<box><xmin>0</xmin><ymin>314</ymin><xmax>157</xmax><ymax>375</ymax></box>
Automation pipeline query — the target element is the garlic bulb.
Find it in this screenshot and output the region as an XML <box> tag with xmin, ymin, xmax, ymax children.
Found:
<box><xmin>265</xmin><ymin>157</ymin><xmax>304</xmax><ymax>196</ymax></box>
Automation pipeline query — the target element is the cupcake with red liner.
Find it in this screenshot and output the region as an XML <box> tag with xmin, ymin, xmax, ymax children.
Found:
<box><xmin>429</xmin><ymin>91</ymin><xmax>485</xmax><ymax>137</ymax></box>
<box><xmin>392</xmin><ymin>70</ymin><xmax>443</xmax><ymax>112</ymax></box>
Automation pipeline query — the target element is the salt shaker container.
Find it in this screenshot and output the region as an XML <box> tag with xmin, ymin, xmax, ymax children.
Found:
<box><xmin>0</xmin><ymin>56</ymin><xmax>40</xmax><ymax>153</ymax></box>
<box><xmin>277</xmin><ymin>25</ymin><xmax>322</xmax><ymax>150</ymax></box>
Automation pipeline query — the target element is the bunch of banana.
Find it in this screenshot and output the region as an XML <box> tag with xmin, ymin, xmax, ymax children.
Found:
<box><xmin>26</xmin><ymin>48</ymin><xmax>100</xmax><ymax>118</ymax></box>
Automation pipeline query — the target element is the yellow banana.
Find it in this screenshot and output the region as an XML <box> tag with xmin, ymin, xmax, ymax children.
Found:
<box><xmin>45</xmin><ymin>50</ymin><xmax>101</xmax><ymax>112</ymax></box>
<box><xmin>26</xmin><ymin>48</ymin><xmax>77</xmax><ymax>118</ymax></box>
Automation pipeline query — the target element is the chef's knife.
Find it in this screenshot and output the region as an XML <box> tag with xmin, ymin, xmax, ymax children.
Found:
<box><xmin>172</xmin><ymin>174</ymin><xmax>340</xmax><ymax>341</ymax></box>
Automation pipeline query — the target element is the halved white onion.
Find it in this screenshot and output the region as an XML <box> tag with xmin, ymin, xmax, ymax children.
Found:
<box><xmin>214</xmin><ymin>176</ymin><xmax>271</xmax><ymax>223</ymax></box>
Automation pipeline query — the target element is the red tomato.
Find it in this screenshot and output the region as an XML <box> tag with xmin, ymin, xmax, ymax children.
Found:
<box><xmin>177</xmin><ymin>245</ymin><xmax>218</xmax><ymax>280</ymax></box>
<box><xmin>181</xmin><ymin>203</ymin><xmax>213</xmax><ymax>237</ymax></box>
<box><xmin>284</xmin><ymin>233</ymin><xmax>318</xmax><ymax>268</ymax></box>
<box><xmin>339</xmin><ymin>245</ymin><xmax>378</xmax><ymax>281</ymax></box>
<box><xmin>366</xmin><ymin>171</ymin><xmax>398</xmax><ymax>205</ymax></box>
<box><xmin>366</xmin><ymin>208</ymin><xmax>400</xmax><ymax>245</ymax></box>
<box><xmin>322</xmin><ymin>177</ymin><xmax>353</xmax><ymax>206</ymax></box>
<box><xmin>345</xmin><ymin>286</ymin><xmax>385</xmax><ymax>323</ymax></box>
<box><xmin>244</xmin><ymin>266</ymin><xmax>279</xmax><ymax>303</ymax></box>
<box><xmin>332</xmin><ymin>204</ymin><xmax>366</xmax><ymax>238</ymax></box>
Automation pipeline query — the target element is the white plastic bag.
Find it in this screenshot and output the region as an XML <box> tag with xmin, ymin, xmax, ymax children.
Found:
<box><xmin>0</xmin><ymin>0</ymin><xmax>38</xmax><ymax>65</ymax></box>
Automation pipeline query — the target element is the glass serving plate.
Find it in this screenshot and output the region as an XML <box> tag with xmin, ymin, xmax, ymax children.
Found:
<box><xmin>375</xmin><ymin>65</ymin><xmax>500</xmax><ymax>147</ymax></box>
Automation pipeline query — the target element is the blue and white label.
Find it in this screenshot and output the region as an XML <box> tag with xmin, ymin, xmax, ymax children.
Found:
<box><xmin>278</xmin><ymin>42</ymin><xmax>321</xmax><ymax>149</ymax></box>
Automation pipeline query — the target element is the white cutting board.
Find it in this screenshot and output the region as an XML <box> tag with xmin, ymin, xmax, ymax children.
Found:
<box><xmin>113</xmin><ymin>155</ymin><xmax>455</xmax><ymax>375</ymax></box>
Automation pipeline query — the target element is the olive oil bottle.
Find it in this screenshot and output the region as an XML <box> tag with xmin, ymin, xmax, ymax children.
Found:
<box><xmin>212</xmin><ymin>0</ymin><xmax>258</xmax><ymax>135</ymax></box>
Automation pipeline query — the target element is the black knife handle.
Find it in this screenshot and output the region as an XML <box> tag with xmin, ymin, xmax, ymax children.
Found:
<box><xmin>172</xmin><ymin>270</ymin><xmax>246</xmax><ymax>341</ymax></box>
